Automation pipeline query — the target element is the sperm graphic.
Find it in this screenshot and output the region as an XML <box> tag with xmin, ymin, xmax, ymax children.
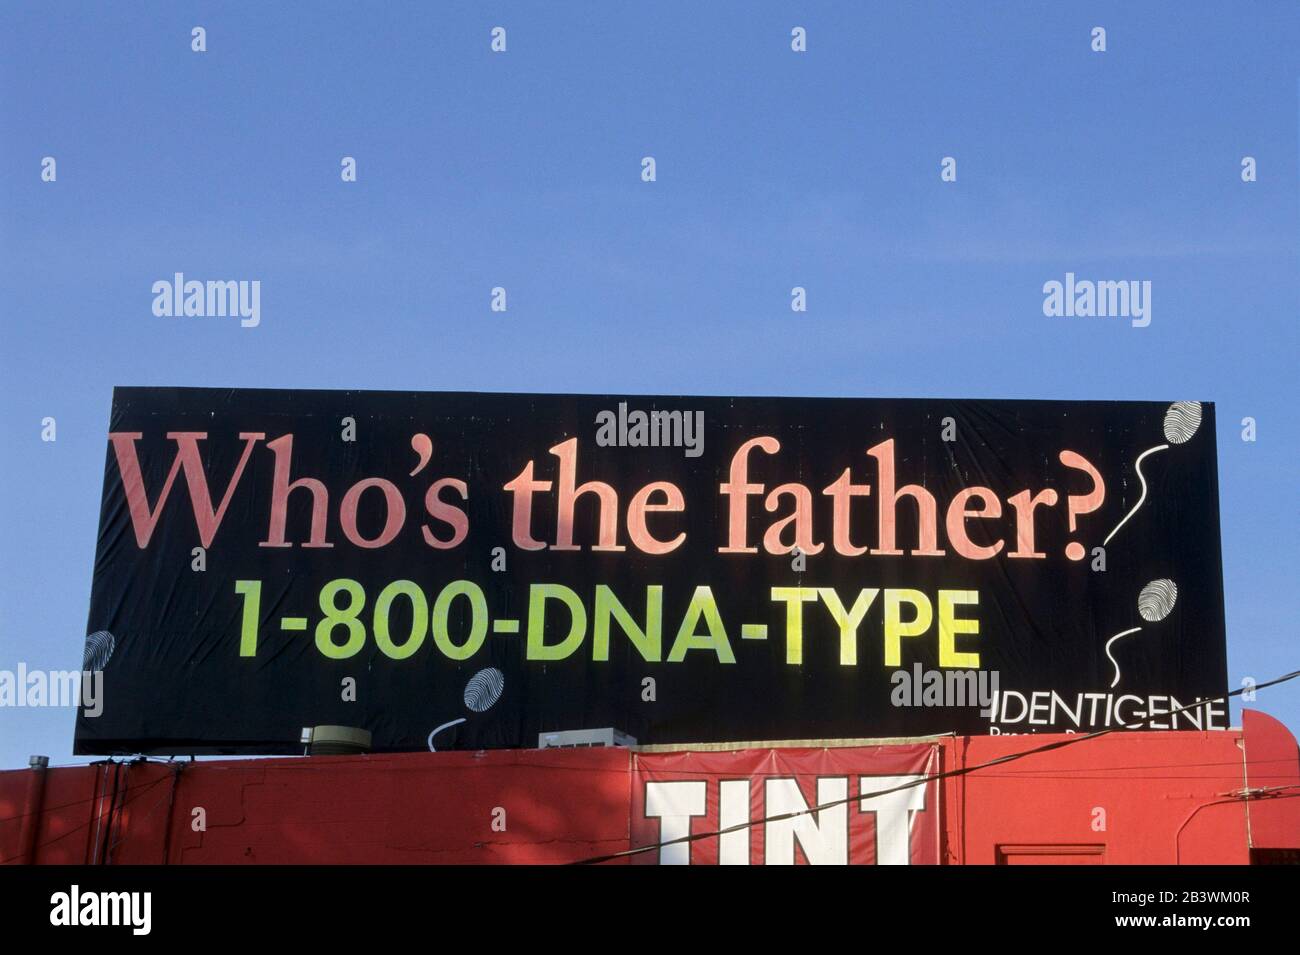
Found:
<box><xmin>1103</xmin><ymin>402</ymin><xmax>1202</xmax><ymax>546</ymax></box>
<box><xmin>427</xmin><ymin>667</ymin><xmax>506</xmax><ymax>751</ymax></box>
<box><xmin>1102</xmin><ymin>445</ymin><xmax>1166</xmax><ymax>546</ymax></box>
<box><xmin>426</xmin><ymin>718</ymin><xmax>467</xmax><ymax>750</ymax></box>
<box><xmin>1102</xmin><ymin>628</ymin><xmax>1142</xmax><ymax>687</ymax></box>
<box><xmin>1105</xmin><ymin>578</ymin><xmax>1178</xmax><ymax>688</ymax></box>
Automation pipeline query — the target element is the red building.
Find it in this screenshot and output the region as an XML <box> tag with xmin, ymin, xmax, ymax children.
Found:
<box><xmin>4</xmin><ymin>709</ymin><xmax>1297</xmax><ymax>865</ymax></box>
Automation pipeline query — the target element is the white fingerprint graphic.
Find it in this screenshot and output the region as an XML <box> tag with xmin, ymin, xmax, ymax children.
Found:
<box><xmin>1104</xmin><ymin>579</ymin><xmax>1179</xmax><ymax>689</ymax></box>
<box><xmin>1162</xmin><ymin>401</ymin><xmax>1202</xmax><ymax>444</ymax></box>
<box><xmin>82</xmin><ymin>630</ymin><xmax>115</xmax><ymax>671</ymax></box>
<box><xmin>1137</xmin><ymin>578</ymin><xmax>1177</xmax><ymax>622</ymax></box>
<box><xmin>428</xmin><ymin>667</ymin><xmax>507</xmax><ymax>751</ymax></box>
<box><xmin>464</xmin><ymin>667</ymin><xmax>505</xmax><ymax>712</ymax></box>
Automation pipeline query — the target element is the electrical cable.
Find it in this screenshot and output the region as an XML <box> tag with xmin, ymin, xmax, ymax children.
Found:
<box><xmin>4</xmin><ymin>673</ymin><xmax>1295</xmax><ymax>864</ymax></box>
<box><xmin>0</xmin><ymin>770</ymin><xmax>171</xmax><ymax>865</ymax></box>
<box><xmin>0</xmin><ymin>757</ymin><xmax>176</xmax><ymax>825</ymax></box>
<box><xmin>571</xmin><ymin>668</ymin><xmax>1300</xmax><ymax>864</ymax></box>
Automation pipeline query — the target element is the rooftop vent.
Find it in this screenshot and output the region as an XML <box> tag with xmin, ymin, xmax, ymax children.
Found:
<box><xmin>300</xmin><ymin>725</ymin><xmax>372</xmax><ymax>756</ymax></box>
<box><xmin>538</xmin><ymin>728</ymin><xmax>636</xmax><ymax>749</ymax></box>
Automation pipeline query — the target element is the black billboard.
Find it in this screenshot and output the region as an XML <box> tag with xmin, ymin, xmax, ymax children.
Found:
<box><xmin>75</xmin><ymin>388</ymin><xmax>1228</xmax><ymax>754</ymax></box>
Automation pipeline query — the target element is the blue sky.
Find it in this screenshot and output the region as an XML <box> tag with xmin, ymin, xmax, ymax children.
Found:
<box><xmin>1</xmin><ymin>2</ymin><xmax>1297</xmax><ymax>767</ymax></box>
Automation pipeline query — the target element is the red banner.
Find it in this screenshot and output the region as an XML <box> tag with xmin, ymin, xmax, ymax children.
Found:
<box><xmin>630</xmin><ymin>745</ymin><xmax>941</xmax><ymax>864</ymax></box>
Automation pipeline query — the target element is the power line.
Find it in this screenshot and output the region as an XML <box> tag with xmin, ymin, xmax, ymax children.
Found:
<box><xmin>571</xmin><ymin>668</ymin><xmax>1300</xmax><ymax>864</ymax></box>
<box><xmin>5</xmin><ymin>674</ymin><xmax>1295</xmax><ymax>864</ymax></box>
<box><xmin>0</xmin><ymin>768</ymin><xmax>171</xmax><ymax>865</ymax></box>
<box><xmin>0</xmin><ymin>756</ymin><xmax>180</xmax><ymax>826</ymax></box>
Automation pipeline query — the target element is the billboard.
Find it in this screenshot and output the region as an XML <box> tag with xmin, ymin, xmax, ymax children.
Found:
<box><xmin>75</xmin><ymin>387</ymin><xmax>1228</xmax><ymax>754</ymax></box>
<box><xmin>631</xmin><ymin>745</ymin><xmax>941</xmax><ymax>865</ymax></box>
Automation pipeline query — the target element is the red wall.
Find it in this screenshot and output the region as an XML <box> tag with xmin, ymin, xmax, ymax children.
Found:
<box><xmin>950</xmin><ymin>729</ymin><xmax>1245</xmax><ymax>864</ymax></box>
<box><xmin>3</xmin><ymin>710</ymin><xmax>1296</xmax><ymax>865</ymax></box>
<box><xmin>1</xmin><ymin>747</ymin><xmax>631</xmax><ymax>865</ymax></box>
